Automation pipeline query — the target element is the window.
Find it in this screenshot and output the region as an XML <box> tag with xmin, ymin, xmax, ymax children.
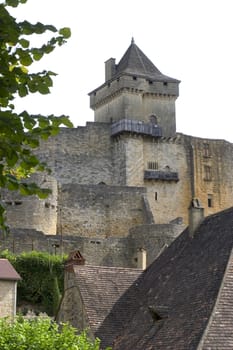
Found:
<box><xmin>204</xmin><ymin>165</ymin><xmax>212</xmax><ymax>181</ymax></box>
<box><xmin>203</xmin><ymin>143</ymin><xmax>211</xmax><ymax>157</ymax></box>
<box><xmin>148</xmin><ymin>161</ymin><xmax>158</xmax><ymax>170</ymax></box>
<box><xmin>155</xmin><ymin>192</ymin><xmax>158</xmax><ymax>201</ymax></box>
<box><xmin>149</xmin><ymin>115</ymin><xmax>158</xmax><ymax>125</ymax></box>
<box><xmin>133</xmin><ymin>76</ymin><xmax>137</xmax><ymax>80</ymax></box>
<box><xmin>208</xmin><ymin>194</ymin><xmax>213</xmax><ymax>208</ymax></box>
<box><xmin>163</xmin><ymin>82</ymin><xmax>168</xmax><ymax>86</ymax></box>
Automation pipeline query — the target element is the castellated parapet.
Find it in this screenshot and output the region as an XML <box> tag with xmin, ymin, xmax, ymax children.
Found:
<box><xmin>2</xmin><ymin>40</ymin><xmax>233</xmax><ymax>268</ymax></box>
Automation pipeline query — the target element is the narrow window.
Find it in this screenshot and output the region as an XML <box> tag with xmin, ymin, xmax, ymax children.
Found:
<box><xmin>148</xmin><ymin>161</ymin><xmax>158</xmax><ymax>170</ymax></box>
<box><xmin>203</xmin><ymin>143</ymin><xmax>211</xmax><ymax>157</ymax></box>
<box><xmin>155</xmin><ymin>192</ymin><xmax>158</xmax><ymax>201</ymax></box>
<box><xmin>204</xmin><ymin>165</ymin><xmax>212</xmax><ymax>181</ymax></box>
<box><xmin>149</xmin><ymin>115</ymin><xmax>158</xmax><ymax>125</ymax></box>
<box><xmin>208</xmin><ymin>194</ymin><xmax>213</xmax><ymax>208</ymax></box>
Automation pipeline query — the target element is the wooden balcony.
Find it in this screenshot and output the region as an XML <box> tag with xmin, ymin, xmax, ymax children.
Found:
<box><xmin>111</xmin><ymin>119</ymin><xmax>162</xmax><ymax>137</ymax></box>
<box><xmin>144</xmin><ymin>170</ymin><xmax>179</xmax><ymax>181</ymax></box>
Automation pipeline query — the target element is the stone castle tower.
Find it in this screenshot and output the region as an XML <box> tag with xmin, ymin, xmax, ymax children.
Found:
<box><xmin>2</xmin><ymin>40</ymin><xmax>233</xmax><ymax>268</ymax></box>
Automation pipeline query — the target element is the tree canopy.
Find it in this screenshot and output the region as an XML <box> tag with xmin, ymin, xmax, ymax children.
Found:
<box><xmin>0</xmin><ymin>0</ymin><xmax>73</xmax><ymax>231</ymax></box>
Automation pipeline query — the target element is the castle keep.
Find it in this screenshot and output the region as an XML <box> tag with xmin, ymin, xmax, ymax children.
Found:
<box><xmin>2</xmin><ymin>39</ymin><xmax>233</xmax><ymax>267</ymax></box>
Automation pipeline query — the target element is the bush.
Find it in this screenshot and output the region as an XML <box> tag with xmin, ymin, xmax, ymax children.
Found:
<box><xmin>0</xmin><ymin>316</ymin><xmax>110</xmax><ymax>350</ymax></box>
<box><xmin>0</xmin><ymin>250</ymin><xmax>66</xmax><ymax>315</ymax></box>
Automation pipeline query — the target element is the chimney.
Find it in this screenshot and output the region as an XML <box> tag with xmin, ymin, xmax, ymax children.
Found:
<box><xmin>188</xmin><ymin>198</ymin><xmax>204</xmax><ymax>237</ymax></box>
<box><xmin>105</xmin><ymin>58</ymin><xmax>116</xmax><ymax>81</ymax></box>
<box><xmin>137</xmin><ymin>248</ymin><xmax>147</xmax><ymax>270</ymax></box>
<box><xmin>64</xmin><ymin>251</ymin><xmax>85</xmax><ymax>288</ymax></box>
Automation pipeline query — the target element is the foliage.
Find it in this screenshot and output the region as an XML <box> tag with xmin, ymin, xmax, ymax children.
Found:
<box><xmin>0</xmin><ymin>316</ymin><xmax>111</xmax><ymax>350</ymax></box>
<box><xmin>0</xmin><ymin>0</ymin><xmax>73</xmax><ymax>231</ymax></box>
<box><xmin>0</xmin><ymin>250</ymin><xmax>66</xmax><ymax>315</ymax></box>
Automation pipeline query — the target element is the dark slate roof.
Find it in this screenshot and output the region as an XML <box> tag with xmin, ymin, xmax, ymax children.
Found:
<box><xmin>114</xmin><ymin>38</ymin><xmax>179</xmax><ymax>82</ymax></box>
<box><xmin>0</xmin><ymin>259</ymin><xmax>21</xmax><ymax>281</ymax></box>
<box><xmin>199</xmin><ymin>249</ymin><xmax>233</xmax><ymax>349</ymax></box>
<box><xmin>112</xmin><ymin>207</ymin><xmax>233</xmax><ymax>350</ymax></box>
<box><xmin>73</xmin><ymin>265</ymin><xmax>142</xmax><ymax>348</ymax></box>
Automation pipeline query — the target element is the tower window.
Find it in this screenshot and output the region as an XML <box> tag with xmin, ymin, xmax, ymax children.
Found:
<box><xmin>203</xmin><ymin>143</ymin><xmax>211</xmax><ymax>157</ymax></box>
<box><xmin>148</xmin><ymin>161</ymin><xmax>158</xmax><ymax>170</ymax></box>
<box><xmin>208</xmin><ymin>194</ymin><xmax>213</xmax><ymax>208</ymax></box>
<box><xmin>155</xmin><ymin>192</ymin><xmax>158</xmax><ymax>201</ymax></box>
<box><xmin>149</xmin><ymin>115</ymin><xmax>158</xmax><ymax>125</ymax></box>
<box><xmin>204</xmin><ymin>165</ymin><xmax>212</xmax><ymax>181</ymax></box>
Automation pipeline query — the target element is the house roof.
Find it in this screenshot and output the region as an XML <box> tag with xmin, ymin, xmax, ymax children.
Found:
<box><xmin>73</xmin><ymin>264</ymin><xmax>142</xmax><ymax>348</ymax></box>
<box><xmin>112</xmin><ymin>207</ymin><xmax>233</xmax><ymax>350</ymax></box>
<box><xmin>0</xmin><ymin>259</ymin><xmax>21</xmax><ymax>281</ymax></box>
<box><xmin>113</xmin><ymin>38</ymin><xmax>179</xmax><ymax>82</ymax></box>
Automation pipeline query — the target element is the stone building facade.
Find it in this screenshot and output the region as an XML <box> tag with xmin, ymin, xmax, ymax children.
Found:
<box><xmin>0</xmin><ymin>259</ymin><xmax>21</xmax><ymax>318</ymax></box>
<box><xmin>2</xmin><ymin>39</ymin><xmax>233</xmax><ymax>267</ymax></box>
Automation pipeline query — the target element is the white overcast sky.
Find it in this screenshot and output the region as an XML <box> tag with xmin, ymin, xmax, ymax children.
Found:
<box><xmin>9</xmin><ymin>0</ymin><xmax>233</xmax><ymax>142</ymax></box>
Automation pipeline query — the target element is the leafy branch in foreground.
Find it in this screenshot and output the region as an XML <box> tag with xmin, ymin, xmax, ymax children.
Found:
<box><xmin>0</xmin><ymin>0</ymin><xmax>73</xmax><ymax>230</ymax></box>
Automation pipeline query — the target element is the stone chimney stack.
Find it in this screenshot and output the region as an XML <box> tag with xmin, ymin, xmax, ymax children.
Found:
<box><xmin>105</xmin><ymin>58</ymin><xmax>116</xmax><ymax>81</ymax></box>
<box><xmin>64</xmin><ymin>251</ymin><xmax>85</xmax><ymax>289</ymax></box>
<box><xmin>189</xmin><ymin>198</ymin><xmax>204</xmax><ymax>237</ymax></box>
<box><xmin>137</xmin><ymin>248</ymin><xmax>147</xmax><ymax>270</ymax></box>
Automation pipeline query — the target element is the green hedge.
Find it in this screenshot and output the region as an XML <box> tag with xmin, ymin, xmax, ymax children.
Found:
<box><xmin>0</xmin><ymin>250</ymin><xmax>67</xmax><ymax>316</ymax></box>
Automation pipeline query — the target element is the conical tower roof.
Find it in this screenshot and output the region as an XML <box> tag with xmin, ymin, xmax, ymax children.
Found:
<box><xmin>114</xmin><ymin>38</ymin><xmax>178</xmax><ymax>82</ymax></box>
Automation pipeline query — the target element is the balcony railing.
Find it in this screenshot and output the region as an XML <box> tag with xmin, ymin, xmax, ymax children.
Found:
<box><xmin>144</xmin><ymin>170</ymin><xmax>179</xmax><ymax>181</ymax></box>
<box><xmin>111</xmin><ymin>119</ymin><xmax>162</xmax><ymax>137</ymax></box>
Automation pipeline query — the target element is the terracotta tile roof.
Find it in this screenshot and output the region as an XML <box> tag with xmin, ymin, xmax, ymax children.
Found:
<box><xmin>73</xmin><ymin>265</ymin><xmax>142</xmax><ymax>348</ymax></box>
<box><xmin>112</xmin><ymin>207</ymin><xmax>233</xmax><ymax>350</ymax></box>
<box><xmin>0</xmin><ymin>259</ymin><xmax>21</xmax><ymax>281</ymax></box>
<box><xmin>114</xmin><ymin>38</ymin><xmax>179</xmax><ymax>82</ymax></box>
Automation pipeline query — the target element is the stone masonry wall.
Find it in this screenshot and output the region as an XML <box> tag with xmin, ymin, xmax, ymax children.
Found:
<box><xmin>2</xmin><ymin>174</ymin><xmax>58</xmax><ymax>234</ymax></box>
<box><xmin>58</xmin><ymin>184</ymin><xmax>147</xmax><ymax>238</ymax></box>
<box><xmin>35</xmin><ymin>123</ymin><xmax>114</xmax><ymax>185</ymax></box>
<box><xmin>188</xmin><ymin>136</ymin><xmax>233</xmax><ymax>217</ymax></box>
<box><xmin>0</xmin><ymin>280</ymin><xmax>16</xmax><ymax>318</ymax></box>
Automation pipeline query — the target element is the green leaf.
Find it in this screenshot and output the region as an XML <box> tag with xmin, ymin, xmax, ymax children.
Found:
<box><xmin>59</xmin><ymin>27</ymin><xmax>71</xmax><ymax>39</ymax></box>
<box><xmin>38</xmin><ymin>83</ymin><xmax>50</xmax><ymax>94</ymax></box>
<box><xmin>5</xmin><ymin>0</ymin><xmax>19</xmax><ymax>7</ymax></box>
<box><xmin>19</xmin><ymin>53</ymin><xmax>33</xmax><ymax>66</ymax></box>
<box><xmin>18</xmin><ymin>84</ymin><xmax>28</xmax><ymax>97</ymax></box>
<box><xmin>19</xmin><ymin>38</ymin><xmax>29</xmax><ymax>48</ymax></box>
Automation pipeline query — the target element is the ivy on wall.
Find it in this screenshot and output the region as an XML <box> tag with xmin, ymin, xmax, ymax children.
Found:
<box><xmin>0</xmin><ymin>250</ymin><xmax>67</xmax><ymax>316</ymax></box>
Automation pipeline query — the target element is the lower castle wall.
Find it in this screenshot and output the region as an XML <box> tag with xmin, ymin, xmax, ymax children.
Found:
<box><xmin>58</xmin><ymin>184</ymin><xmax>147</xmax><ymax>238</ymax></box>
<box><xmin>0</xmin><ymin>222</ymin><xmax>183</xmax><ymax>268</ymax></box>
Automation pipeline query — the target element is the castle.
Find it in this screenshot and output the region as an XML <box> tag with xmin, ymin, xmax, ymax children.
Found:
<box><xmin>2</xmin><ymin>39</ymin><xmax>233</xmax><ymax>268</ymax></box>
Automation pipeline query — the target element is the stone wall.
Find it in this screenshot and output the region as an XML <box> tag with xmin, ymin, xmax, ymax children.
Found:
<box><xmin>0</xmin><ymin>280</ymin><xmax>17</xmax><ymax>318</ymax></box>
<box><xmin>2</xmin><ymin>174</ymin><xmax>58</xmax><ymax>235</ymax></box>
<box><xmin>36</xmin><ymin>123</ymin><xmax>113</xmax><ymax>186</ymax></box>
<box><xmin>58</xmin><ymin>184</ymin><xmax>147</xmax><ymax>238</ymax></box>
<box><xmin>187</xmin><ymin>136</ymin><xmax>233</xmax><ymax>217</ymax></box>
<box><xmin>56</xmin><ymin>271</ymin><xmax>90</xmax><ymax>334</ymax></box>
